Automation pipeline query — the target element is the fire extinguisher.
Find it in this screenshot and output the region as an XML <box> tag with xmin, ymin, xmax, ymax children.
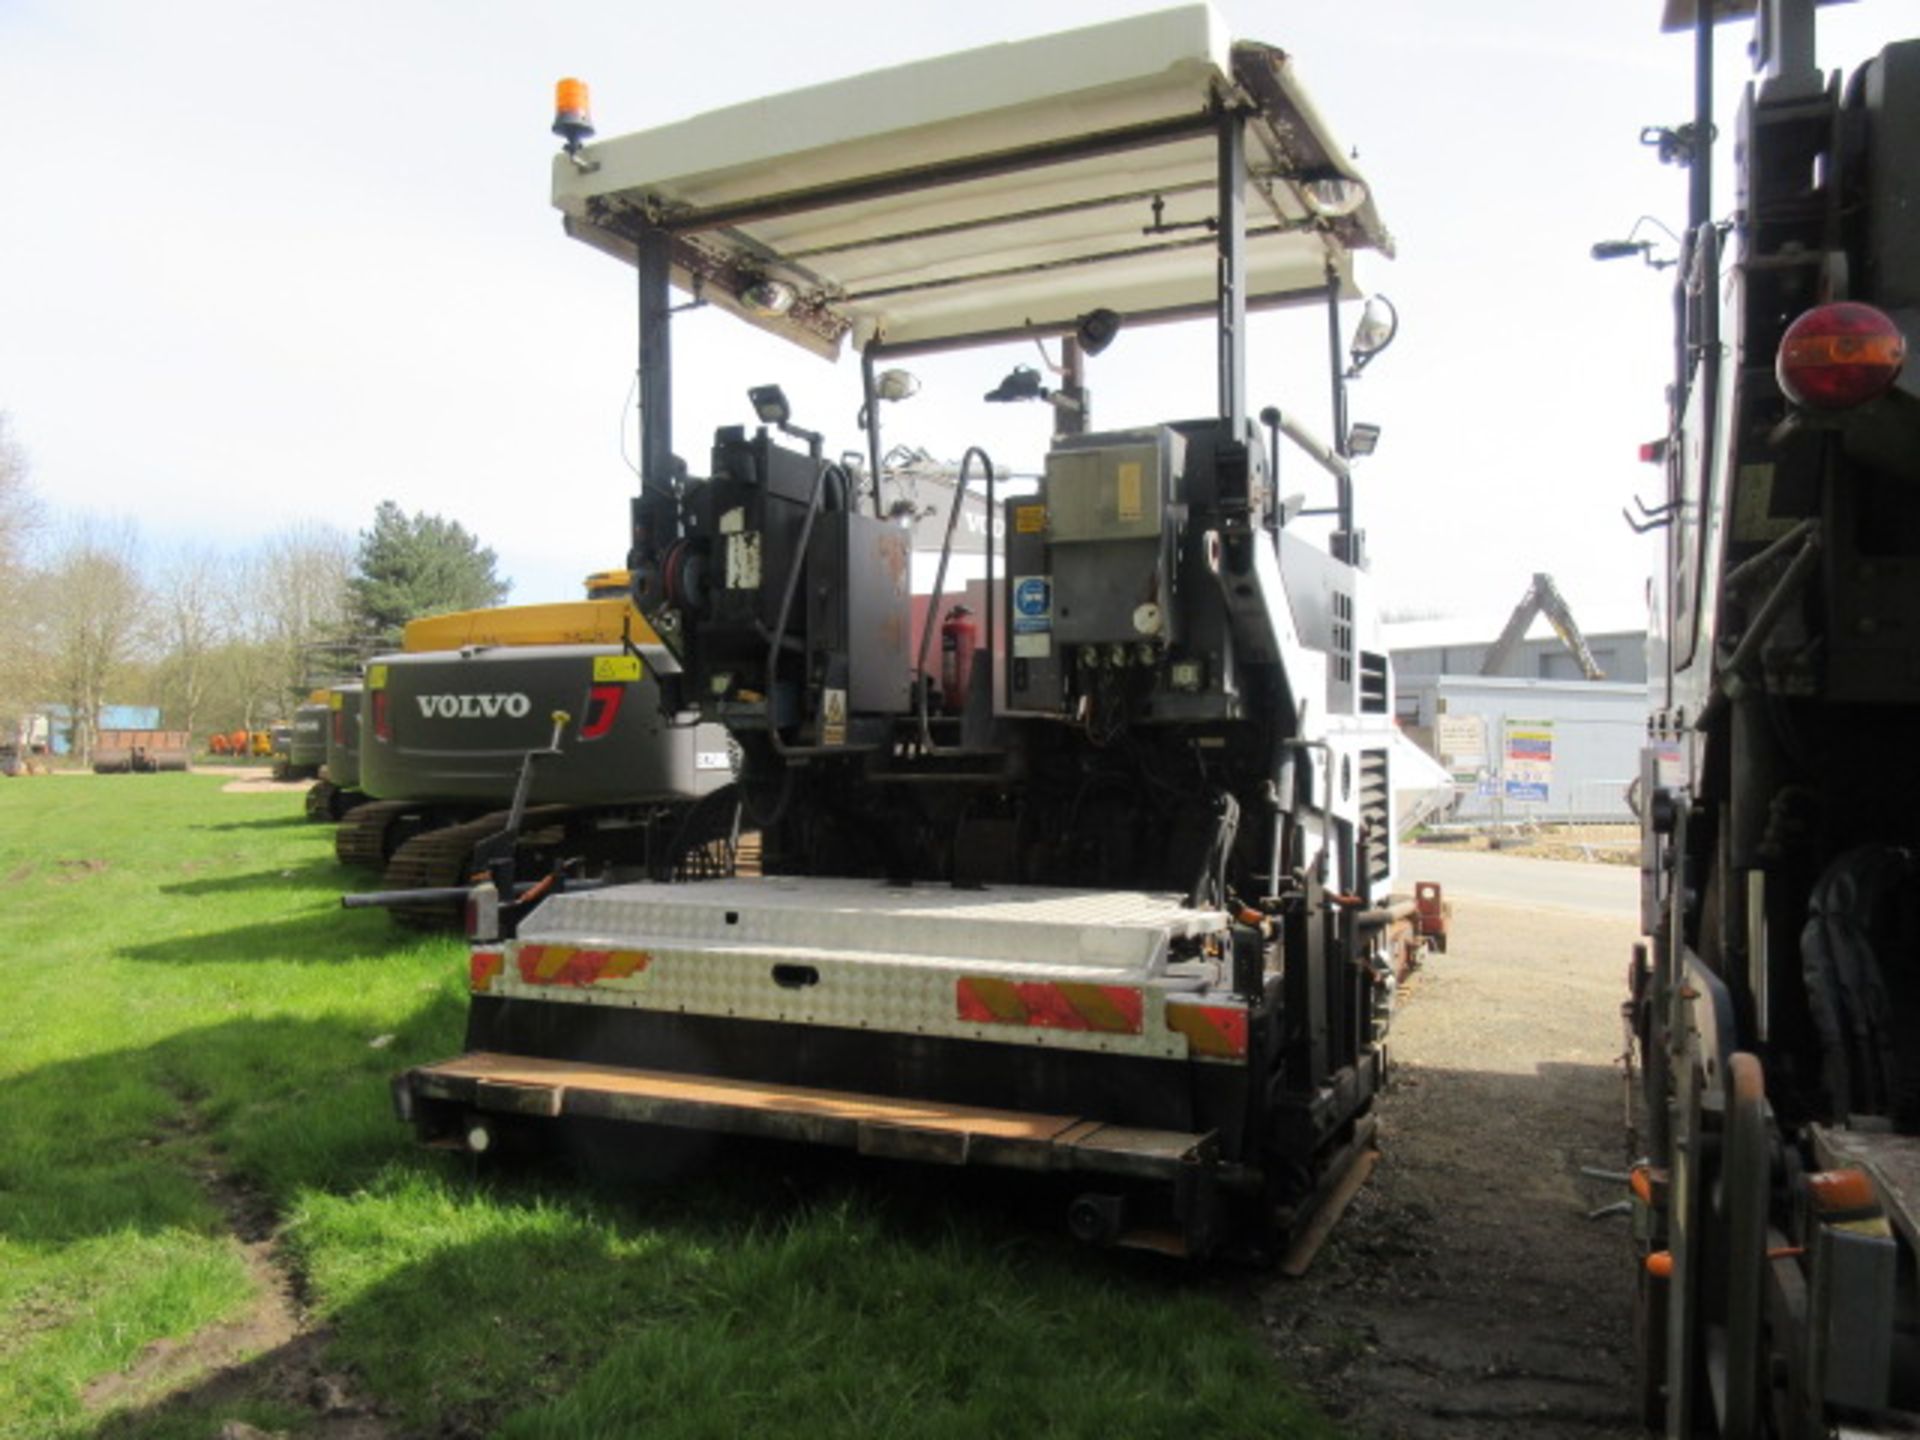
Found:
<box><xmin>941</xmin><ymin>604</ymin><xmax>979</xmax><ymax>715</ymax></box>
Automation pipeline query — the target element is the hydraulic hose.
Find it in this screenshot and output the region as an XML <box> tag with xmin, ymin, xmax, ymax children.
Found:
<box><xmin>764</xmin><ymin>461</ymin><xmax>856</xmax><ymax>760</ymax></box>
<box><xmin>1186</xmin><ymin>791</ymin><xmax>1241</xmax><ymax>910</ymax></box>
<box><xmin>914</xmin><ymin>446</ymin><xmax>995</xmax><ymax>752</ymax></box>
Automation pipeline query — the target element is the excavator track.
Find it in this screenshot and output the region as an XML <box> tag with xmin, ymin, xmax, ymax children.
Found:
<box><xmin>376</xmin><ymin>791</ymin><xmax>746</xmax><ymax>929</ymax></box>
<box><xmin>335</xmin><ymin>800</ymin><xmax>420</xmax><ymax>870</ymax></box>
<box><xmin>305</xmin><ymin>779</ymin><xmax>338</xmax><ymax>822</ymax></box>
<box><xmin>382</xmin><ymin>805</ymin><xmax>576</xmax><ymax>929</ymax></box>
<box><xmin>303</xmin><ymin>779</ymin><xmax>366</xmax><ymax>822</ymax></box>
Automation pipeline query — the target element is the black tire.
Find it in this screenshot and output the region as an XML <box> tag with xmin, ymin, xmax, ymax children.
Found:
<box><xmin>1801</xmin><ymin>846</ymin><xmax>1920</xmax><ymax>1131</ymax></box>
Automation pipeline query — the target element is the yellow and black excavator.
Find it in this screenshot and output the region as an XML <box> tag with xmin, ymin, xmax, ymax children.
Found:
<box><xmin>1479</xmin><ymin>572</ymin><xmax>1605</xmax><ymax>681</ymax></box>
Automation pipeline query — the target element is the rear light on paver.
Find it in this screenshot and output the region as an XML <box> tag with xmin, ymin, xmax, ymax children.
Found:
<box><xmin>1806</xmin><ymin>1167</ymin><xmax>1881</xmax><ymax>1219</ymax></box>
<box><xmin>467</xmin><ymin>881</ymin><xmax>500</xmax><ymax>944</ymax></box>
<box><xmin>371</xmin><ymin>690</ymin><xmax>392</xmax><ymax>742</ymax></box>
<box><xmin>1777</xmin><ymin>302</ymin><xmax>1906</xmax><ymax>409</ymax></box>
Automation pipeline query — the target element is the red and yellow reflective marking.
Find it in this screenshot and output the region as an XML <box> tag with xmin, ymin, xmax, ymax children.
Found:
<box><xmin>1165</xmin><ymin>1002</ymin><xmax>1248</xmax><ymax>1058</ymax></box>
<box><xmin>955</xmin><ymin>977</ymin><xmax>1142</xmax><ymax>1034</ymax></box>
<box><xmin>514</xmin><ymin>944</ymin><xmax>652</xmax><ymax>988</ymax></box>
<box><xmin>469</xmin><ymin>950</ymin><xmax>505</xmax><ymax>992</ymax></box>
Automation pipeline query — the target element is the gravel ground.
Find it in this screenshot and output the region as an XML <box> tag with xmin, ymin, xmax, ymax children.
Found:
<box><xmin>1260</xmin><ymin>894</ymin><xmax>1645</xmax><ymax>1439</ymax></box>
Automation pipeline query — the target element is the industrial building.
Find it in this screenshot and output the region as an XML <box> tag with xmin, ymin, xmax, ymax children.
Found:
<box><xmin>1387</xmin><ymin>612</ymin><xmax>1650</xmax><ymax>824</ymax></box>
<box><xmin>11</xmin><ymin>704</ymin><xmax>162</xmax><ymax>757</ymax></box>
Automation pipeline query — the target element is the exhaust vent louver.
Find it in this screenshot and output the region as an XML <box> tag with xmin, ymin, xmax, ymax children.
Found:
<box><xmin>1359</xmin><ymin>651</ymin><xmax>1388</xmax><ymax>714</ymax></box>
<box><xmin>1360</xmin><ymin>748</ymin><xmax>1390</xmax><ymax>889</ymax></box>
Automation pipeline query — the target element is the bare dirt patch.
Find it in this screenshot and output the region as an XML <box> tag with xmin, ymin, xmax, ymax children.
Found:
<box><xmin>219</xmin><ymin>768</ymin><xmax>309</xmax><ymax>802</ymax></box>
<box><xmin>90</xmin><ymin>1101</ymin><xmax>393</xmax><ymax>1439</ymax></box>
<box><xmin>82</xmin><ymin>1196</ymin><xmax>300</xmax><ymax>1413</ymax></box>
<box><xmin>1260</xmin><ymin>895</ymin><xmax>1642</xmax><ymax>1439</ymax></box>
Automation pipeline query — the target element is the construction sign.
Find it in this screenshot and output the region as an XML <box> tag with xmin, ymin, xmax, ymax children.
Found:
<box><xmin>1503</xmin><ymin>720</ymin><xmax>1555</xmax><ymax>803</ymax></box>
<box><xmin>1435</xmin><ymin>713</ymin><xmax>1488</xmax><ymax>784</ymax></box>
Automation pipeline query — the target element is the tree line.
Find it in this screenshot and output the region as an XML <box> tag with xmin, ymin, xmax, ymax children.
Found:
<box><xmin>0</xmin><ymin>416</ymin><xmax>509</xmax><ymax>762</ymax></box>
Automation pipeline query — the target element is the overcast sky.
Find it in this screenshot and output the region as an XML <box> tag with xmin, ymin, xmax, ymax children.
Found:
<box><xmin>1</xmin><ymin>1</ymin><xmax>1911</xmax><ymax>633</ymax></box>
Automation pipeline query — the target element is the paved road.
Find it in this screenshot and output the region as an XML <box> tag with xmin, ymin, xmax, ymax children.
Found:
<box><xmin>1401</xmin><ymin>845</ymin><xmax>1638</xmax><ymax>918</ymax></box>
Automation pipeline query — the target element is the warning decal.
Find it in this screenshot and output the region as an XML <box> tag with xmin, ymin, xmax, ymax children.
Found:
<box><xmin>1012</xmin><ymin>576</ymin><xmax>1053</xmax><ymax>659</ymax></box>
<box><xmin>1502</xmin><ymin>720</ymin><xmax>1554</xmax><ymax>803</ymax></box>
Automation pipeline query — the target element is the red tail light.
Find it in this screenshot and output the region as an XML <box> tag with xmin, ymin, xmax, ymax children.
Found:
<box><xmin>331</xmin><ymin>709</ymin><xmax>346</xmax><ymax>745</ymax></box>
<box><xmin>579</xmin><ymin>683</ymin><xmax>625</xmax><ymax>740</ymax></box>
<box><xmin>372</xmin><ymin>690</ymin><xmax>392</xmax><ymax>742</ymax></box>
<box><xmin>1777</xmin><ymin>302</ymin><xmax>1906</xmax><ymax>410</ymax></box>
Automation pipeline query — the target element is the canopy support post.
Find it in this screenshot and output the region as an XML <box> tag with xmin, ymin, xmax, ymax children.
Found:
<box><xmin>631</xmin><ymin>223</ymin><xmax>678</xmax><ymax>606</ymax></box>
<box><xmin>1325</xmin><ymin>266</ymin><xmax>1356</xmax><ymax>564</ymax></box>
<box><xmin>1215</xmin><ymin>108</ymin><xmax>1247</xmax><ymax>437</ymax></box>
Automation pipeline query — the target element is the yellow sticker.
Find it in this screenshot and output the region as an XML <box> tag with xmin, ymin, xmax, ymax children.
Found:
<box><xmin>593</xmin><ymin>653</ymin><xmax>642</xmax><ymax>683</ymax></box>
<box><xmin>366</xmin><ymin>664</ymin><xmax>388</xmax><ymax>691</ymax></box>
<box><xmin>328</xmin><ymin>691</ymin><xmax>345</xmax><ymax>710</ymax></box>
<box><xmin>1015</xmin><ymin>503</ymin><xmax>1047</xmax><ymax>534</ymax></box>
<box><xmin>1116</xmin><ymin>461</ymin><xmax>1143</xmax><ymax>522</ymax></box>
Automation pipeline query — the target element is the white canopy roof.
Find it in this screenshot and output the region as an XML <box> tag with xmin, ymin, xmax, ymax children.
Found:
<box><xmin>553</xmin><ymin>6</ymin><xmax>1391</xmax><ymax>359</ymax></box>
<box><xmin>1659</xmin><ymin>0</ymin><xmax>1852</xmax><ymax>33</ymax></box>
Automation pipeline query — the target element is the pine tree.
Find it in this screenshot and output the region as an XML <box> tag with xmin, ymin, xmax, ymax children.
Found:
<box><xmin>346</xmin><ymin>501</ymin><xmax>510</xmax><ymax>638</ymax></box>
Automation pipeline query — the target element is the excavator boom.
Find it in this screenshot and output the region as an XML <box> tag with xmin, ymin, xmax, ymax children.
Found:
<box><xmin>1479</xmin><ymin>573</ymin><xmax>1605</xmax><ymax>680</ymax></box>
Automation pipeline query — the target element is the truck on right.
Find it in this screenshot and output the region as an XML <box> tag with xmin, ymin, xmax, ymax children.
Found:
<box><xmin>1626</xmin><ymin>1</ymin><xmax>1919</xmax><ymax>1434</ymax></box>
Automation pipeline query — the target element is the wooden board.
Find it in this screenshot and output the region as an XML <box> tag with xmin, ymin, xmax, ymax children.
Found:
<box><xmin>427</xmin><ymin>1051</ymin><xmax>1086</xmax><ymax>1142</ymax></box>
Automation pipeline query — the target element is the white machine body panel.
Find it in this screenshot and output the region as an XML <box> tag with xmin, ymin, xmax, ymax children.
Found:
<box><xmin>480</xmin><ymin>878</ymin><xmax>1244</xmax><ymax>1062</ymax></box>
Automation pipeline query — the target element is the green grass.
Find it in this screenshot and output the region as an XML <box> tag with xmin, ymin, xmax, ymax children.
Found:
<box><xmin>0</xmin><ymin>774</ymin><xmax>1339</xmax><ymax>1439</ymax></box>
